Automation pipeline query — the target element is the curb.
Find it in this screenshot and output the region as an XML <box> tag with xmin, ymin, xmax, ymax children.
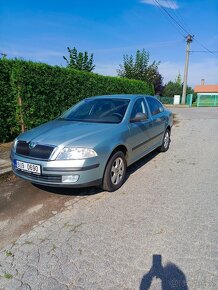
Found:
<box><xmin>165</xmin><ymin>104</ymin><xmax>189</xmax><ymax>108</ymax></box>
<box><xmin>0</xmin><ymin>166</ymin><xmax>12</xmax><ymax>176</ymax></box>
<box><xmin>0</xmin><ymin>168</ymin><xmax>12</xmax><ymax>180</ymax></box>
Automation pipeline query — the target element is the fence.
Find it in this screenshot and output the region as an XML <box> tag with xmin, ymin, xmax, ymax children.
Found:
<box><xmin>156</xmin><ymin>95</ymin><xmax>193</xmax><ymax>106</ymax></box>
<box><xmin>186</xmin><ymin>94</ymin><xmax>193</xmax><ymax>107</ymax></box>
<box><xmin>197</xmin><ymin>94</ymin><xmax>218</xmax><ymax>107</ymax></box>
<box><xmin>156</xmin><ymin>96</ymin><xmax>174</xmax><ymax>104</ymax></box>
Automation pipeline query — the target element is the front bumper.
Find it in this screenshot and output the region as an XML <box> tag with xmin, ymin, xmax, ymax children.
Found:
<box><xmin>11</xmin><ymin>151</ymin><xmax>103</xmax><ymax>188</ymax></box>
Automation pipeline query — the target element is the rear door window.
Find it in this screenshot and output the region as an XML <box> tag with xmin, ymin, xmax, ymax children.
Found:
<box><xmin>146</xmin><ymin>97</ymin><xmax>164</xmax><ymax>116</ymax></box>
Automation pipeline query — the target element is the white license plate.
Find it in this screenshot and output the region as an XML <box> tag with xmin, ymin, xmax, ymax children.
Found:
<box><xmin>15</xmin><ymin>160</ymin><xmax>41</xmax><ymax>175</ymax></box>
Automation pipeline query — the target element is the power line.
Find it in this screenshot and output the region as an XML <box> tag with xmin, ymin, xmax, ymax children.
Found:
<box><xmin>194</xmin><ymin>38</ymin><xmax>218</xmax><ymax>57</ymax></box>
<box><xmin>153</xmin><ymin>0</ymin><xmax>190</xmax><ymax>35</ymax></box>
<box><xmin>151</xmin><ymin>0</ymin><xmax>184</xmax><ymax>37</ymax></box>
<box><xmin>191</xmin><ymin>50</ymin><xmax>218</xmax><ymax>53</ymax></box>
<box><xmin>165</xmin><ymin>0</ymin><xmax>192</xmax><ymax>33</ymax></box>
<box><xmin>151</xmin><ymin>0</ymin><xmax>217</xmax><ymax>103</ymax></box>
<box><xmin>153</xmin><ymin>0</ymin><xmax>218</xmax><ymax>57</ymax></box>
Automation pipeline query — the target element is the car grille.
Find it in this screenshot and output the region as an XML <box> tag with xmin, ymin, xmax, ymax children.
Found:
<box><xmin>16</xmin><ymin>141</ymin><xmax>55</xmax><ymax>160</ymax></box>
<box><xmin>14</xmin><ymin>168</ymin><xmax>62</xmax><ymax>183</ymax></box>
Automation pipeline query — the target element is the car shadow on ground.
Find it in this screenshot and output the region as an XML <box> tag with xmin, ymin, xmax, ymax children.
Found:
<box><xmin>140</xmin><ymin>254</ymin><xmax>188</xmax><ymax>290</ymax></box>
<box><xmin>33</xmin><ymin>150</ymin><xmax>160</xmax><ymax>197</ymax></box>
<box><xmin>125</xmin><ymin>149</ymin><xmax>159</xmax><ymax>180</ymax></box>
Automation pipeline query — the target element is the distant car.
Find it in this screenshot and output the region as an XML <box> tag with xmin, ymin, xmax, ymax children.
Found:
<box><xmin>11</xmin><ymin>95</ymin><xmax>173</xmax><ymax>191</ymax></box>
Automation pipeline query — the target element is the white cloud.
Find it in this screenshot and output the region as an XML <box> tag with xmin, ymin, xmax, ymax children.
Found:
<box><xmin>141</xmin><ymin>0</ymin><xmax>179</xmax><ymax>10</ymax></box>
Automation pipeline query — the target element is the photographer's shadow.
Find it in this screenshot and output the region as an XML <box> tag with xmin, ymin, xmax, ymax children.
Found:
<box><xmin>140</xmin><ymin>255</ymin><xmax>188</xmax><ymax>290</ymax></box>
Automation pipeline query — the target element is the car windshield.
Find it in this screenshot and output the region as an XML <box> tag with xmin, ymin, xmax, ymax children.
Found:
<box><xmin>59</xmin><ymin>98</ymin><xmax>130</xmax><ymax>123</ymax></box>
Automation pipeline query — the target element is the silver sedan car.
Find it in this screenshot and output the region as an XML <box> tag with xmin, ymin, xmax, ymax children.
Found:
<box><xmin>11</xmin><ymin>95</ymin><xmax>173</xmax><ymax>191</ymax></box>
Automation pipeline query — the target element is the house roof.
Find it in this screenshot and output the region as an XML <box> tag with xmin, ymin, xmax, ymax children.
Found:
<box><xmin>194</xmin><ymin>84</ymin><xmax>218</xmax><ymax>93</ymax></box>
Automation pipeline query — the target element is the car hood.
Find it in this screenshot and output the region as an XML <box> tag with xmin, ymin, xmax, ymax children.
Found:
<box><xmin>18</xmin><ymin>120</ymin><xmax>120</xmax><ymax>147</ymax></box>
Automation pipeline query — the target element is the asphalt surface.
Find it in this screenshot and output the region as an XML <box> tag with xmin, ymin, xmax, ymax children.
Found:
<box><xmin>0</xmin><ymin>107</ymin><xmax>218</xmax><ymax>289</ymax></box>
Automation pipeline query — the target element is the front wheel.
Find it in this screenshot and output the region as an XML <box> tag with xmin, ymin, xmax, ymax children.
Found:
<box><xmin>158</xmin><ymin>128</ymin><xmax>171</xmax><ymax>152</ymax></box>
<box><xmin>102</xmin><ymin>151</ymin><xmax>127</xmax><ymax>192</ymax></box>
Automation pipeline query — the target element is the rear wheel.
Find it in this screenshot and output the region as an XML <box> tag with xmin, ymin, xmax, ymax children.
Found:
<box><xmin>102</xmin><ymin>151</ymin><xmax>127</xmax><ymax>192</ymax></box>
<box><xmin>159</xmin><ymin>128</ymin><xmax>171</xmax><ymax>152</ymax></box>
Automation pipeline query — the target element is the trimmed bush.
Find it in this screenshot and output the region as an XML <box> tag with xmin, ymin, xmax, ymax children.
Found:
<box><xmin>0</xmin><ymin>59</ymin><xmax>154</xmax><ymax>142</ymax></box>
<box><xmin>0</xmin><ymin>59</ymin><xmax>19</xmax><ymax>141</ymax></box>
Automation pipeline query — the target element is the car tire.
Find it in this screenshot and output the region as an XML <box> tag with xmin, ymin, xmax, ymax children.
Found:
<box><xmin>158</xmin><ymin>128</ymin><xmax>171</xmax><ymax>152</ymax></box>
<box><xmin>102</xmin><ymin>151</ymin><xmax>127</xmax><ymax>192</ymax></box>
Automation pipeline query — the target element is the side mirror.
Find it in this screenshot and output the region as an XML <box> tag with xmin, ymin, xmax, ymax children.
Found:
<box><xmin>159</xmin><ymin>106</ymin><xmax>164</xmax><ymax>113</ymax></box>
<box><xmin>130</xmin><ymin>112</ymin><xmax>148</xmax><ymax>123</ymax></box>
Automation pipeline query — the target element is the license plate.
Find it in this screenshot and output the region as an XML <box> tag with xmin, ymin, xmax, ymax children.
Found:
<box><xmin>15</xmin><ymin>160</ymin><xmax>41</xmax><ymax>175</ymax></box>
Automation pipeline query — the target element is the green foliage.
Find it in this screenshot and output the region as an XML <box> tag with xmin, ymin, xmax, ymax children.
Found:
<box><xmin>163</xmin><ymin>79</ymin><xmax>193</xmax><ymax>99</ymax></box>
<box><xmin>63</xmin><ymin>47</ymin><xmax>95</xmax><ymax>72</ymax></box>
<box><xmin>117</xmin><ymin>49</ymin><xmax>163</xmax><ymax>95</ymax></box>
<box><xmin>3</xmin><ymin>273</ymin><xmax>13</xmax><ymax>279</ymax></box>
<box><xmin>163</xmin><ymin>81</ymin><xmax>181</xmax><ymax>99</ymax></box>
<box><xmin>0</xmin><ymin>59</ymin><xmax>153</xmax><ymax>142</ymax></box>
<box><xmin>175</xmin><ymin>72</ymin><xmax>182</xmax><ymax>85</ymax></box>
<box><xmin>0</xmin><ymin>59</ymin><xmax>19</xmax><ymax>142</ymax></box>
<box><xmin>186</xmin><ymin>86</ymin><xmax>194</xmax><ymax>96</ymax></box>
<box><xmin>5</xmin><ymin>250</ymin><xmax>13</xmax><ymax>257</ymax></box>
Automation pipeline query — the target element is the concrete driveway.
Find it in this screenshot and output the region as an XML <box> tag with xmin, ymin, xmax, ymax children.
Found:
<box><xmin>0</xmin><ymin>107</ymin><xmax>217</xmax><ymax>289</ymax></box>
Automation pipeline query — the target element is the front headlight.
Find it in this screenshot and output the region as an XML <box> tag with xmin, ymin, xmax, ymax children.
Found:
<box><xmin>12</xmin><ymin>138</ymin><xmax>18</xmax><ymax>151</ymax></box>
<box><xmin>56</xmin><ymin>147</ymin><xmax>98</xmax><ymax>160</ymax></box>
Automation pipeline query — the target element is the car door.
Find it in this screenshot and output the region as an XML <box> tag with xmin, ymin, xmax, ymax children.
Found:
<box><xmin>127</xmin><ymin>97</ymin><xmax>153</xmax><ymax>164</ymax></box>
<box><xmin>145</xmin><ymin>97</ymin><xmax>166</xmax><ymax>147</ymax></box>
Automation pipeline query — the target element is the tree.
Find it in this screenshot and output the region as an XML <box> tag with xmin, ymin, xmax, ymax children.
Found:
<box><xmin>146</xmin><ymin>61</ymin><xmax>163</xmax><ymax>95</ymax></box>
<box><xmin>0</xmin><ymin>52</ymin><xmax>7</xmax><ymax>59</ymax></box>
<box><xmin>163</xmin><ymin>73</ymin><xmax>193</xmax><ymax>98</ymax></box>
<box><xmin>162</xmin><ymin>81</ymin><xmax>181</xmax><ymax>99</ymax></box>
<box><xmin>117</xmin><ymin>49</ymin><xmax>163</xmax><ymax>95</ymax></box>
<box><xmin>175</xmin><ymin>72</ymin><xmax>182</xmax><ymax>85</ymax></box>
<box><xmin>63</xmin><ymin>47</ymin><xmax>95</xmax><ymax>72</ymax></box>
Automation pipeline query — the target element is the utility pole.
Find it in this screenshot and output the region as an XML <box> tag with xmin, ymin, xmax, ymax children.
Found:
<box><xmin>181</xmin><ymin>34</ymin><xmax>193</xmax><ymax>104</ymax></box>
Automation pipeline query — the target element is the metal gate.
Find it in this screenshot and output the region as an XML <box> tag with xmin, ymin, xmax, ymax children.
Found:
<box><xmin>185</xmin><ymin>94</ymin><xmax>193</xmax><ymax>107</ymax></box>
<box><xmin>197</xmin><ymin>94</ymin><xmax>218</xmax><ymax>107</ymax></box>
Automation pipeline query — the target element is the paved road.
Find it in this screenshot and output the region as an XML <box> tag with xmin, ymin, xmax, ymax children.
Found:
<box><xmin>0</xmin><ymin>107</ymin><xmax>217</xmax><ymax>289</ymax></box>
<box><xmin>0</xmin><ymin>174</ymin><xmax>99</xmax><ymax>249</ymax></box>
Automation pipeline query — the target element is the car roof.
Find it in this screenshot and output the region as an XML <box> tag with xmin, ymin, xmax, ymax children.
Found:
<box><xmin>86</xmin><ymin>94</ymin><xmax>154</xmax><ymax>100</ymax></box>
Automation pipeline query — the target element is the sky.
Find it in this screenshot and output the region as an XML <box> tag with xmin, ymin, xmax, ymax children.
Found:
<box><xmin>0</xmin><ymin>0</ymin><xmax>218</xmax><ymax>87</ymax></box>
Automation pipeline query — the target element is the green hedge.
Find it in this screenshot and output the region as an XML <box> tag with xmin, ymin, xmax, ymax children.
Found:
<box><xmin>0</xmin><ymin>59</ymin><xmax>154</xmax><ymax>142</ymax></box>
<box><xmin>0</xmin><ymin>59</ymin><xmax>18</xmax><ymax>142</ymax></box>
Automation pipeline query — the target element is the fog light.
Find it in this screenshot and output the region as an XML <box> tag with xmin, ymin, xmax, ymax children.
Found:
<box><xmin>62</xmin><ymin>175</ymin><xmax>79</xmax><ymax>183</ymax></box>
